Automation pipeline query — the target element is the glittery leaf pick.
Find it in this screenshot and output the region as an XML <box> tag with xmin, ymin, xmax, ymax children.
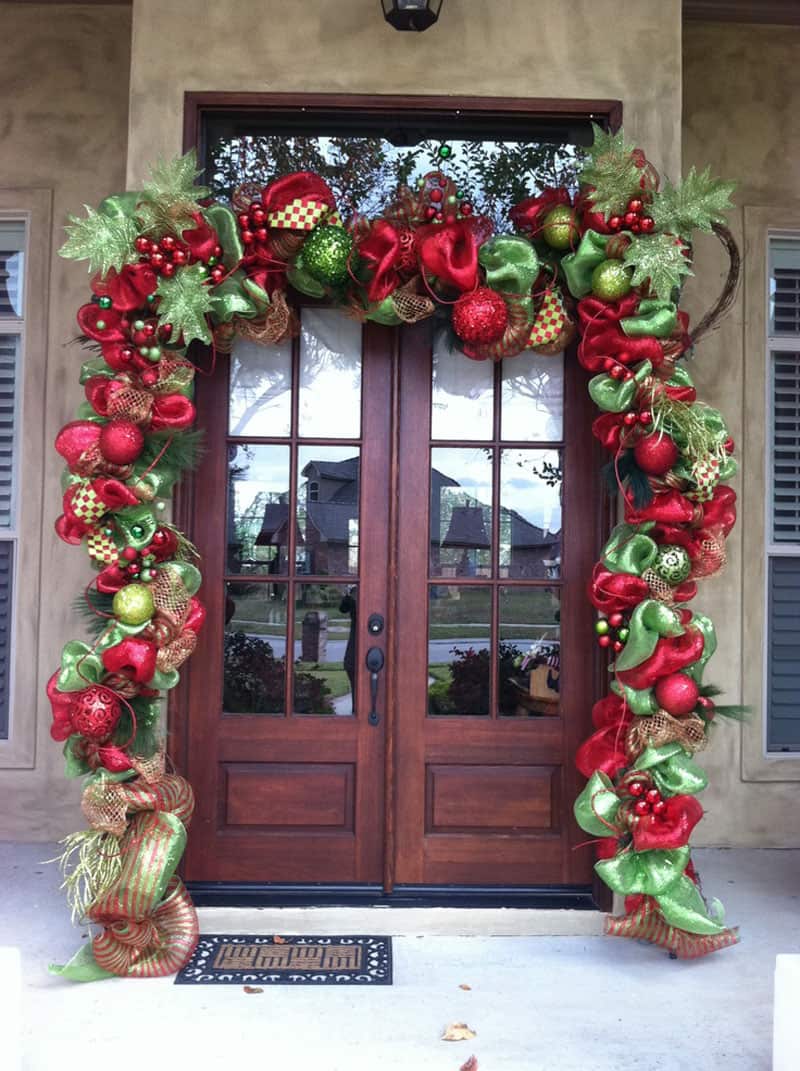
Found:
<box><xmin>650</xmin><ymin>166</ymin><xmax>736</xmax><ymax>240</ymax></box>
<box><xmin>137</xmin><ymin>150</ymin><xmax>210</xmax><ymax>235</ymax></box>
<box><xmin>579</xmin><ymin>123</ymin><xmax>643</xmax><ymax>218</ymax></box>
<box><xmin>59</xmin><ymin>205</ymin><xmax>139</xmax><ymax>277</ymax></box>
<box><xmin>156</xmin><ymin>266</ymin><xmax>213</xmax><ymax>346</ymax></box>
<box><xmin>623</xmin><ymin>234</ymin><xmax>693</xmax><ymax>302</ymax></box>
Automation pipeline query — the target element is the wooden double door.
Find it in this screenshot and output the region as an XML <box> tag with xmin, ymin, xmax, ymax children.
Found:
<box><xmin>177</xmin><ymin>307</ymin><xmax>598</xmax><ymax>894</ymax></box>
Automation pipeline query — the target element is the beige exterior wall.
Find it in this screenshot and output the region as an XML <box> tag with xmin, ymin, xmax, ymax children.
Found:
<box><xmin>9</xmin><ymin>1</ymin><xmax>798</xmax><ymax>849</ymax></box>
<box><xmin>0</xmin><ymin>3</ymin><xmax>131</xmax><ymax>838</ymax></box>
<box><xmin>682</xmin><ymin>21</ymin><xmax>800</xmax><ymax>846</ymax></box>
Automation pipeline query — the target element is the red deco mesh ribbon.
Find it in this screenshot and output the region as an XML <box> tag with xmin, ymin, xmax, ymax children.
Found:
<box><xmin>605</xmin><ymin>896</ymin><xmax>739</xmax><ymax>959</ymax></box>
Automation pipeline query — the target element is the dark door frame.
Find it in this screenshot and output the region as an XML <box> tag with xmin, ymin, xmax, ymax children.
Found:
<box><xmin>174</xmin><ymin>92</ymin><xmax>620</xmax><ymax>909</ymax></box>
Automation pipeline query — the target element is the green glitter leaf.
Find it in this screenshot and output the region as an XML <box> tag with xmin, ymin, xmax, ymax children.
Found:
<box><xmin>155</xmin><ymin>266</ymin><xmax>213</xmax><ymax>346</ymax></box>
<box><xmin>137</xmin><ymin>150</ymin><xmax>209</xmax><ymax>234</ymax></box>
<box><xmin>579</xmin><ymin>123</ymin><xmax>643</xmax><ymax>218</ymax></box>
<box><xmin>650</xmin><ymin>166</ymin><xmax>736</xmax><ymax>240</ymax></box>
<box><xmin>59</xmin><ymin>205</ymin><xmax>138</xmax><ymax>277</ymax></box>
<box><xmin>622</xmin><ymin>234</ymin><xmax>693</xmax><ymax>302</ymax></box>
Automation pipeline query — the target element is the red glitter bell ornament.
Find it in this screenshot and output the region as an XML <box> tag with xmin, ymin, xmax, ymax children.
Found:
<box><xmin>633</xmin><ymin>431</ymin><xmax>680</xmax><ymax>475</ymax></box>
<box><xmin>654</xmin><ymin>672</ymin><xmax>700</xmax><ymax>717</ymax></box>
<box><xmin>452</xmin><ymin>287</ymin><xmax>509</xmax><ymax>345</ymax></box>
<box><xmin>70</xmin><ymin>685</ymin><xmax>122</xmax><ymax>740</ymax></box>
<box><xmin>99</xmin><ymin>419</ymin><xmax>145</xmax><ymax>466</ymax></box>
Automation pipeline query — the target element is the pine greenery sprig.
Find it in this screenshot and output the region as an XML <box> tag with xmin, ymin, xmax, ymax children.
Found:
<box><xmin>139</xmin><ymin>429</ymin><xmax>205</xmax><ymax>474</ymax></box>
<box><xmin>579</xmin><ymin>123</ymin><xmax>643</xmax><ymax>217</ymax></box>
<box><xmin>72</xmin><ymin>590</ymin><xmax>116</xmax><ymax>638</ymax></box>
<box><xmin>650</xmin><ymin>166</ymin><xmax>736</xmax><ymax>240</ymax></box>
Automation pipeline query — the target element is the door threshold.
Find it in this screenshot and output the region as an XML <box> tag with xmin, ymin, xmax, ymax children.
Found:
<box><xmin>190</xmin><ymin>884</ymin><xmax>605</xmax><ymax>936</ymax></box>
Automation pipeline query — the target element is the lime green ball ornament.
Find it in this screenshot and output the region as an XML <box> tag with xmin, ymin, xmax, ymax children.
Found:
<box><xmin>302</xmin><ymin>225</ymin><xmax>353</xmax><ymax>287</ymax></box>
<box><xmin>653</xmin><ymin>545</ymin><xmax>692</xmax><ymax>585</ymax></box>
<box><xmin>591</xmin><ymin>259</ymin><xmax>633</xmax><ymax>301</ymax></box>
<box><xmin>541</xmin><ymin>205</ymin><xmax>579</xmax><ymax>250</ymax></box>
<box><xmin>113</xmin><ymin>583</ymin><xmax>155</xmax><ymax>626</ymax></box>
<box><xmin>595</xmin><ymin>619</ymin><xmax>610</xmax><ymax>636</ymax></box>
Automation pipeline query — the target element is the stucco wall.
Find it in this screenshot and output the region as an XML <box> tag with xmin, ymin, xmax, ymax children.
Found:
<box><xmin>0</xmin><ymin>3</ymin><xmax>131</xmax><ymax>838</ymax></box>
<box><xmin>126</xmin><ymin>0</ymin><xmax>683</xmax><ymax>184</ymax></box>
<box><xmin>682</xmin><ymin>21</ymin><xmax>800</xmax><ymax>846</ymax></box>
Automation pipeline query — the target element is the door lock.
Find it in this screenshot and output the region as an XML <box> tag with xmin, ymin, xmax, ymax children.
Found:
<box><xmin>367</xmin><ymin>613</ymin><xmax>384</xmax><ymax>636</ymax></box>
<box><xmin>365</xmin><ymin>646</ymin><xmax>385</xmax><ymax>726</ymax></box>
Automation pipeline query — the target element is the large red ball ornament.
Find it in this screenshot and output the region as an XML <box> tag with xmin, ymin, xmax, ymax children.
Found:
<box><xmin>452</xmin><ymin>287</ymin><xmax>509</xmax><ymax>345</ymax></box>
<box><xmin>70</xmin><ymin>685</ymin><xmax>122</xmax><ymax>740</ymax></box>
<box><xmin>633</xmin><ymin>432</ymin><xmax>680</xmax><ymax>475</ymax></box>
<box><xmin>99</xmin><ymin>419</ymin><xmax>145</xmax><ymax>465</ymax></box>
<box><xmin>654</xmin><ymin>672</ymin><xmax>700</xmax><ymax>717</ymax></box>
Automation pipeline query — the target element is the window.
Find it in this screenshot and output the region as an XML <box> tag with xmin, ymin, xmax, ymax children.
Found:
<box><xmin>0</xmin><ymin>222</ymin><xmax>24</xmax><ymax>739</ymax></box>
<box><xmin>766</xmin><ymin>236</ymin><xmax>800</xmax><ymax>752</ymax></box>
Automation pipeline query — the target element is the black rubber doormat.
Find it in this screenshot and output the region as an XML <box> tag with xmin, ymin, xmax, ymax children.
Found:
<box><xmin>174</xmin><ymin>935</ymin><xmax>393</xmax><ymax>985</ymax></box>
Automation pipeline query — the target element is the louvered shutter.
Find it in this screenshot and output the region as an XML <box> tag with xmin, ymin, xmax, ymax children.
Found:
<box><xmin>767</xmin><ymin>238</ymin><xmax>800</xmax><ymax>751</ymax></box>
<box><xmin>0</xmin><ymin>223</ymin><xmax>23</xmax><ymax>739</ymax></box>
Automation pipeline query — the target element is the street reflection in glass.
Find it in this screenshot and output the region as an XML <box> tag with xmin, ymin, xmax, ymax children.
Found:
<box><xmin>499</xmin><ymin>449</ymin><xmax>562</xmax><ymax>579</ymax></box>
<box><xmin>498</xmin><ymin>587</ymin><xmax>560</xmax><ymax>717</ymax></box>
<box><xmin>297</xmin><ymin>446</ymin><xmax>360</xmax><ymax>576</ymax></box>
<box><xmin>430</xmin><ymin>448</ymin><xmax>493</xmax><ymax>578</ymax></box>
<box><xmin>293</xmin><ymin>583</ymin><xmax>358</xmax><ymax>717</ymax></box>
<box><xmin>427</xmin><ymin>586</ymin><xmax>491</xmax><ymax>717</ymax></box>
<box><xmin>223</xmin><ymin>581</ymin><xmax>287</xmax><ymax>715</ymax></box>
<box><xmin>227</xmin><ymin>444</ymin><xmax>290</xmax><ymax>576</ymax></box>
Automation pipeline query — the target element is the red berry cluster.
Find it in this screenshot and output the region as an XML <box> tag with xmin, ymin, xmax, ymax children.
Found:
<box><xmin>607</xmin><ymin>198</ymin><xmax>655</xmax><ymax>235</ymax></box>
<box><xmin>238</xmin><ymin>201</ymin><xmax>269</xmax><ymax>248</ymax></box>
<box><xmin>134</xmin><ymin>234</ymin><xmax>225</xmax><ymax>284</ymax></box>
<box><xmin>595</xmin><ymin>610</ymin><xmax>629</xmax><ymax>653</ymax></box>
<box><xmin>422</xmin><ymin>175</ymin><xmax>473</xmax><ymax>224</ymax></box>
<box><xmin>628</xmin><ymin>780</ymin><xmax>667</xmax><ymax>819</ymax></box>
<box><xmin>118</xmin><ymin>528</ymin><xmax>172</xmax><ymax>582</ymax></box>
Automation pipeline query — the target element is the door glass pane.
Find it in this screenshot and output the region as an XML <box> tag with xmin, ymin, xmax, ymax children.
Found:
<box><xmin>501</xmin><ymin>352</ymin><xmax>563</xmax><ymax>442</ymax></box>
<box><xmin>294</xmin><ymin>583</ymin><xmax>357</xmax><ymax>716</ymax></box>
<box><xmin>428</xmin><ymin>586</ymin><xmax>491</xmax><ymax>716</ymax></box>
<box><xmin>227</xmin><ymin>444</ymin><xmax>290</xmax><ymax>575</ymax></box>
<box><xmin>431</xmin><ymin>334</ymin><xmax>494</xmax><ymax>441</ymax></box>
<box><xmin>499</xmin><ymin>449</ymin><xmax>562</xmax><ymax>579</ymax></box>
<box><xmin>498</xmin><ymin>586</ymin><xmax>560</xmax><ymax>717</ymax></box>
<box><xmin>224</xmin><ymin>581</ymin><xmax>287</xmax><ymax>715</ymax></box>
<box><xmin>430</xmin><ymin>447</ymin><xmax>493</xmax><ymax>577</ymax></box>
<box><xmin>228</xmin><ymin>337</ymin><xmax>292</xmax><ymax>437</ymax></box>
<box><xmin>297</xmin><ymin>445</ymin><xmax>360</xmax><ymax>576</ymax></box>
<box><xmin>299</xmin><ymin>308</ymin><xmax>362</xmax><ymax>438</ymax></box>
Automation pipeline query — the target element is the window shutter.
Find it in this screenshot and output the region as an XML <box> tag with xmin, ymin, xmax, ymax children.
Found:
<box><xmin>771</xmin><ymin>238</ymin><xmax>800</xmax><ymax>336</ymax></box>
<box><xmin>0</xmin><ymin>334</ymin><xmax>18</xmax><ymax>530</ymax></box>
<box><xmin>767</xmin><ymin>555</ymin><xmax>800</xmax><ymax>750</ymax></box>
<box><xmin>772</xmin><ymin>351</ymin><xmax>800</xmax><ymax>542</ymax></box>
<box><xmin>0</xmin><ymin>540</ymin><xmax>11</xmax><ymax>737</ymax></box>
<box><xmin>0</xmin><ymin>223</ymin><xmax>25</xmax><ymax>318</ymax></box>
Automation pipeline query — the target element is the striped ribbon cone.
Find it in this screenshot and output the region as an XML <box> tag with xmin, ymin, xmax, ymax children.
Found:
<box><xmin>605</xmin><ymin>896</ymin><xmax>739</xmax><ymax>959</ymax></box>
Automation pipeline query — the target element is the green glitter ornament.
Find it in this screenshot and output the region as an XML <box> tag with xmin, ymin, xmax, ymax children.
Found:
<box><xmin>437</xmin><ymin>143</ymin><xmax>453</xmax><ymax>160</ymax></box>
<box><xmin>653</xmin><ymin>545</ymin><xmax>692</xmax><ymax>584</ymax></box>
<box><xmin>541</xmin><ymin>205</ymin><xmax>580</xmax><ymax>251</ymax></box>
<box><xmin>595</xmin><ymin>619</ymin><xmax>610</xmax><ymax>636</ymax></box>
<box><xmin>112</xmin><ymin>582</ymin><xmax>155</xmax><ymax>626</ymax></box>
<box><xmin>302</xmin><ymin>225</ymin><xmax>353</xmax><ymax>287</ymax></box>
<box><xmin>591</xmin><ymin>259</ymin><xmax>633</xmax><ymax>301</ymax></box>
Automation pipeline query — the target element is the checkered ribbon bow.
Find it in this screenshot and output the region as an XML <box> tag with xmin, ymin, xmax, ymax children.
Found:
<box><xmin>262</xmin><ymin>171</ymin><xmax>341</xmax><ymax>232</ymax></box>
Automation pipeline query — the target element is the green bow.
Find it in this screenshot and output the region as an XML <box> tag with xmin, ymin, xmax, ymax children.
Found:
<box><xmin>634</xmin><ymin>743</ymin><xmax>709</xmax><ymax>795</ymax></box>
<box><xmin>574</xmin><ymin>771</ymin><xmax>622</xmax><ymax>836</ymax></box>
<box><xmin>602</xmin><ymin>523</ymin><xmax>658</xmax><ymax>575</ymax></box>
<box><xmin>58</xmin><ymin>641</ymin><xmax>105</xmax><ymax>692</ymax></box>
<box><xmin>621</xmin><ymin>298</ymin><xmax>678</xmax><ymax>339</ymax></box>
<box><xmin>589</xmin><ymin>360</ymin><xmax>652</xmax><ymax>413</ymax></box>
<box><xmin>614</xmin><ymin>600</ymin><xmax>684</xmax><ymax>672</ymax></box>
<box><xmin>611</xmin><ymin>679</ymin><xmax>658</xmax><ymax>715</ymax></box>
<box><xmin>561</xmin><ymin>230</ymin><xmax>608</xmax><ymax>298</ymax></box>
<box><xmin>478</xmin><ymin>236</ymin><xmax>539</xmax><ymax>320</ymax></box>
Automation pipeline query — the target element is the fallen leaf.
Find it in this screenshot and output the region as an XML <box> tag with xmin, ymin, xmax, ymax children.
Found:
<box><xmin>459</xmin><ymin>983</ymin><xmax>472</xmax><ymax>991</ymax></box>
<box><xmin>460</xmin><ymin>1057</ymin><xmax>478</xmax><ymax>1071</ymax></box>
<box><xmin>243</xmin><ymin>986</ymin><xmax>263</xmax><ymax>994</ymax></box>
<box><xmin>272</xmin><ymin>935</ymin><xmax>287</xmax><ymax>944</ymax></box>
<box><xmin>442</xmin><ymin>1023</ymin><xmax>477</xmax><ymax>1042</ymax></box>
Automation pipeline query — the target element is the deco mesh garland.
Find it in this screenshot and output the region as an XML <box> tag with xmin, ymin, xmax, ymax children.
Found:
<box><xmin>51</xmin><ymin>126</ymin><xmax>740</xmax><ymax>980</ymax></box>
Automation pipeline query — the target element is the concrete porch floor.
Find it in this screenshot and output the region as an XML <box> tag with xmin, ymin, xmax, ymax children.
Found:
<box><xmin>2</xmin><ymin>843</ymin><xmax>798</xmax><ymax>1071</ymax></box>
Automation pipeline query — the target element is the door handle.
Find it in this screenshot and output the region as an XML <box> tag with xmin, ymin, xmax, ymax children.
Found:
<box><xmin>365</xmin><ymin>646</ymin><xmax>385</xmax><ymax>726</ymax></box>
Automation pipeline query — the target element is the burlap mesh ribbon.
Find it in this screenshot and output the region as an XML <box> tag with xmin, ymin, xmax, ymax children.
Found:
<box><xmin>641</xmin><ymin>567</ymin><xmax>677</xmax><ymax>605</ymax></box>
<box><xmin>626</xmin><ymin>711</ymin><xmax>707</xmax><ymax>759</ymax></box>
<box><xmin>216</xmin><ymin>290</ymin><xmax>299</xmax><ymax>352</ymax></box>
<box><xmin>391</xmin><ymin>277</ymin><xmax>435</xmax><ymax>323</ymax></box>
<box><xmin>605</xmin><ymin>896</ymin><xmax>739</xmax><ymax>959</ymax></box>
<box><xmin>82</xmin><ymin>770</ymin><xmax>195</xmax><ymax>837</ymax></box>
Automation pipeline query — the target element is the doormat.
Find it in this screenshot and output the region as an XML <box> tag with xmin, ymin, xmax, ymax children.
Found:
<box><xmin>174</xmin><ymin>935</ymin><xmax>392</xmax><ymax>986</ymax></box>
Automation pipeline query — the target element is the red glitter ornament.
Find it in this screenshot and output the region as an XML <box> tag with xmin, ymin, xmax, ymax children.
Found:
<box><xmin>99</xmin><ymin>419</ymin><xmax>145</xmax><ymax>465</ymax></box>
<box><xmin>633</xmin><ymin>432</ymin><xmax>680</xmax><ymax>475</ymax></box>
<box><xmin>70</xmin><ymin>686</ymin><xmax>121</xmax><ymax>740</ymax></box>
<box><xmin>654</xmin><ymin>672</ymin><xmax>701</xmax><ymax>717</ymax></box>
<box><xmin>452</xmin><ymin>287</ymin><xmax>509</xmax><ymax>345</ymax></box>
